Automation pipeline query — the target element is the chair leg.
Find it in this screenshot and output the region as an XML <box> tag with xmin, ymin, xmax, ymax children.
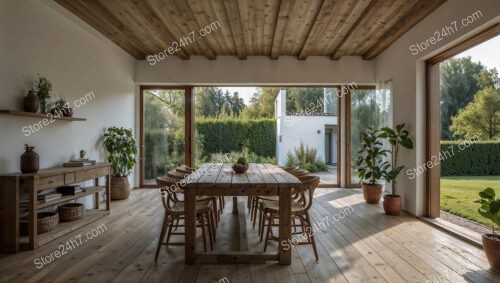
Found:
<box><xmin>165</xmin><ymin>220</ymin><xmax>174</xmax><ymax>246</ymax></box>
<box><xmin>304</xmin><ymin>213</ymin><xmax>319</xmax><ymax>261</ymax></box>
<box><xmin>155</xmin><ymin>213</ymin><xmax>170</xmax><ymax>261</ymax></box>
<box><xmin>263</xmin><ymin>212</ymin><xmax>274</xmax><ymax>252</ymax></box>
<box><xmin>207</xmin><ymin>211</ymin><xmax>214</xmax><ymax>250</ymax></box>
<box><xmin>259</xmin><ymin>209</ymin><xmax>265</xmax><ymax>241</ymax></box>
<box><xmin>200</xmin><ymin>213</ymin><xmax>207</xmax><ymax>252</ymax></box>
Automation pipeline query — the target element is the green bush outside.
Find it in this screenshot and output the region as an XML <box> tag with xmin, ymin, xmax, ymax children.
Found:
<box><xmin>286</xmin><ymin>142</ymin><xmax>326</xmax><ymax>173</ymax></box>
<box><xmin>440</xmin><ymin>141</ymin><xmax>499</xmax><ymax>176</ymax></box>
<box><xmin>196</xmin><ymin>118</ymin><xmax>276</xmax><ymax>157</ymax></box>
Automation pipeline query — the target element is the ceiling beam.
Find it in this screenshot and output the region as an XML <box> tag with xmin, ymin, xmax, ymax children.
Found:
<box><xmin>126</xmin><ymin>0</ymin><xmax>190</xmax><ymax>60</ymax></box>
<box><xmin>362</xmin><ymin>0</ymin><xmax>447</xmax><ymax>60</ymax></box>
<box><xmin>223</xmin><ymin>0</ymin><xmax>247</xmax><ymax>60</ymax></box>
<box><xmin>297</xmin><ymin>0</ymin><xmax>334</xmax><ymax>60</ymax></box>
<box><xmin>173</xmin><ymin>0</ymin><xmax>217</xmax><ymax>60</ymax></box>
<box><xmin>270</xmin><ymin>0</ymin><xmax>295</xmax><ymax>60</ymax></box>
<box><xmin>55</xmin><ymin>0</ymin><xmax>146</xmax><ymax>59</ymax></box>
<box><xmin>330</xmin><ymin>0</ymin><xmax>378</xmax><ymax>60</ymax></box>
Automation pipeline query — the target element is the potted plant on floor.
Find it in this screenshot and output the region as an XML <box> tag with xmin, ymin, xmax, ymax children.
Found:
<box><xmin>379</xmin><ymin>123</ymin><xmax>414</xmax><ymax>215</ymax></box>
<box><xmin>103</xmin><ymin>127</ymin><xmax>137</xmax><ymax>200</ymax></box>
<box><xmin>474</xmin><ymin>187</ymin><xmax>500</xmax><ymax>270</ymax></box>
<box><xmin>356</xmin><ymin>127</ymin><xmax>390</xmax><ymax>204</ymax></box>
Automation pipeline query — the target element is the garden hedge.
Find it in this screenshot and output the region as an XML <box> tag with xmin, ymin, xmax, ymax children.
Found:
<box><xmin>196</xmin><ymin>118</ymin><xmax>276</xmax><ymax>157</ymax></box>
<box><xmin>440</xmin><ymin>141</ymin><xmax>499</xmax><ymax>176</ymax></box>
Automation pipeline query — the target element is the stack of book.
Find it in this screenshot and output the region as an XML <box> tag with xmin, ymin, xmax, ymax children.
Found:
<box><xmin>63</xmin><ymin>158</ymin><xmax>96</xmax><ymax>167</ymax></box>
<box><xmin>37</xmin><ymin>193</ymin><xmax>62</xmax><ymax>203</ymax></box>
<box><xmin>56</xmin><ymin>185</ymin><xmax>84</xmax><ymax>195</ymax></box>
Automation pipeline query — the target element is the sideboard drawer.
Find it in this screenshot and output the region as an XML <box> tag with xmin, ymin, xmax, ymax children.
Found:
<box><xmin>64</xmin><ymin>173</ymin><xmax>76</xmax><ymax>184</ymax></box>
<box><xmin>39</xmin><ymin>175</ymin><xmax>64</xmax><ymax>189</ymax></box>
<box><xmin>75</xmin><ymin>167</ymin><xmax>108</xmax><ymax>183</ymax></box>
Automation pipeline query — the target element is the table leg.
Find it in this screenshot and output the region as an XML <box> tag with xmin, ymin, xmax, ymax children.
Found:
<box><xmin>185</xmin><ymin>189</ymin><xmax>197</xmax><ymax>264</ymax></box>
<box><xmin>232</xmin><ymin>196</ymin><xmax>238</xmax><ymax>214</ymax></box>
<box><xmin>278</xmin><ymin>187</ymin><xmax>292</xmax><ymax>265</ymax></box>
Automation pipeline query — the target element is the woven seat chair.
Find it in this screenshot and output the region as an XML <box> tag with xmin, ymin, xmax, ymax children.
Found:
<box><xmin>154</xmin><ymin>181</ymin><xmax>215</xmax><ymax>261</ymax></box>
<box><xmin>260</xmin><ymin>175</ymin><xmax>320</xmax><ymax>260</ymax></box>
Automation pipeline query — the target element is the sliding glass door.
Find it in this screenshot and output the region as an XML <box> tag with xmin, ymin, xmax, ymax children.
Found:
<box><xmin>139</xmin><ymin>87</ymin><xmax>188</xmax><ymax>187</ymax></box>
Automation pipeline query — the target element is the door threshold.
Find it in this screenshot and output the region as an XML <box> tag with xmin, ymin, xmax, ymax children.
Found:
<box><xmin>418</xmin><ymin>216</ymin><xmax>482</xmax><ymax>248</ymax></box>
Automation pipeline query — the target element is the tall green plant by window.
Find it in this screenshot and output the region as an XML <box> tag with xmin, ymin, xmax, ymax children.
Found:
<box><xmin>379</xmin><ymin>123</ymin><xmax>413</xmax><ymax>196</ymax></box>
<box><xmin>103</xmin><ymin>127</ymin><xmax>137</xmax><ymax>177</ymax></box>
<box><xmin>356</xmin><ymin>127</ymin><xmax>390</xmax><ymax>185</ymax></box>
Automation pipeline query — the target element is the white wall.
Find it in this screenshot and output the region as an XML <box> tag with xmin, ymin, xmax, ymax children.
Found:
<box><xmin>375</xmin><ymin>0</ymin><xmax>500</xmax><ymax>215</ymax></box>
<box><xmin>0</xmin><ymin>1</ymin><xmax>136</xmax><ymax>186</ymax></box>
<box><xmin>135</xmin><ymin>55</ymin><xmax>375</xmax><ymax>85</ymax></box>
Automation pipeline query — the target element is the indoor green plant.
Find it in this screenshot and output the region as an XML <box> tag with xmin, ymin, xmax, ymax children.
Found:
<box><xmin>232</xmin><ymin>156</ymin><xmax>249</xmax><ymax>174</ymax></box>
<box><xmin>34</xmin><ymin>74</ymin><xmax>52</xmax><ymax>114</ymax></box>
<box><xmin>356</xmin><ymin>127</ymin><xmax>390</xmax><ymax>204</ymax></box>
<box><xmin>103</xmin><ymin>127</ymin><xmax>137</xmax><ymax>200</ymax></box>
<box><xmin>379</xmin><ymin>123</ymin><xmax>414</xmax><ymax>215</ymax></box>
<box><xmin>51</xmin><ymin>97</ymin><xmax>73</xmax><ymax>117</ymax></box>
<box><xmin>474</xmin><ymin>187</ymin><xmax>500</xmax><ymax>269</ymax></box>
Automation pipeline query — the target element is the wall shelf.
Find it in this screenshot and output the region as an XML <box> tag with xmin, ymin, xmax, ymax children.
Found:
<box><xmin>0</xmin><ymin>110</ymin><xmax>86</xmax><ymax>121</ymax></box>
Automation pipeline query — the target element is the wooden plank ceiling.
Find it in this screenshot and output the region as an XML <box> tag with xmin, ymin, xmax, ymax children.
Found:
<box><xmin>55</xmin><ymin>0</ymin><xmax>446</xmax><ymax>61</ymax></box>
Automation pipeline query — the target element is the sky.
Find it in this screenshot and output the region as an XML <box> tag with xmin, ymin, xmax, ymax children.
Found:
<box><xmin>455</xmin><ymin>35</ymin><xmax>500</xmax><ymax>72</ymax></box>
<box><xmin>219</xmin><ymin>35</ymin><xmax>500</xmax><ymax>106</ymax></box>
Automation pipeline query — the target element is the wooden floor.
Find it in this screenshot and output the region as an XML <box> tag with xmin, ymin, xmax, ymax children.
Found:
<box><xmin>1</xmin><ymin>188</ymin><xmax>498</xmax><ymax>283</ymax></box>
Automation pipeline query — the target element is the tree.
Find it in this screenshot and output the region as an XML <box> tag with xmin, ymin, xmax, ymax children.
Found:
<box><xmin>286</xmin><ymin>88</ymin><xmax>323</xmax><ymax>112</ymax></box>
<box><xmin>450</xmin><ymin>85</ymin><xmax>499</xmax><ymax>140</ymax></box>
<box><xmin>440</xmin><ymin>57</ymin><xmax>485</xmax><ymax>139</ymax></box>
<box><xmin>240</xmin><ymin>87</ymin><xmax>279</xmax><ymax>118</ymax></box>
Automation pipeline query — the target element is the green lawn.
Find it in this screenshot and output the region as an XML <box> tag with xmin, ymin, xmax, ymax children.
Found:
<box><xmin>440</xmin><ymin>176</ymin><xmax>500</xmax><ymax>227</ymax></box>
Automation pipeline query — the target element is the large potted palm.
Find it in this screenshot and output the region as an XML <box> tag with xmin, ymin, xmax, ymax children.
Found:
<box><xmin>379</xmin><ymin>123</ymin><xmax>414</xmax><ymax>215</ymax></box>
<box><xmin>356</xmin><ymin>127</ymin><xmax>390</xmax><ymax>204</ymax></box>
<box><xmin>474</xmin><ymin>187</ymin><xmax>500</xmax><ymax>270</ymax></box>
<box><xmin>103</xmin><ymin>127</ymin><xmax>137</xmax><ymax>200</ymax></box>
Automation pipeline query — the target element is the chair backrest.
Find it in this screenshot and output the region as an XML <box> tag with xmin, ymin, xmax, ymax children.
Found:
<box><xmin>167</xmin><ymin>170</ymin><xmax>185</xmax><ymax>180</ymax></box>
<box><xmin>281</xmin><ymin>167</ymin><xmax>298</xmax><ymax>172</ymax></box>
<box><xmin>296</xmin><ymin>175</ymin><xmax>320</xmax><ymax>211</ymax></box>
<box><xmin>156</xmin><ymin>176</ymin><xmax>181</xmax><ymax>211</ymax></box>
<box><xmin>179</xmin><ymin>164</ymin><xmax>195</xmax><ymax>172</ymax></box>
<box><xmin>292</xmin><ymin>169</ymin><xmax>309</xmax><ymax>178</ymax></box>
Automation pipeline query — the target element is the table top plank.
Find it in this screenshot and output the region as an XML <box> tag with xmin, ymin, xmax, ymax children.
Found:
<box><xmin>216</xmin><ymin>163</ymin><xmax>233</xmax><ymax>188</ymax></box>
<box><xmin>196</xmin><ymin>163</ymin><xmax>223</xmax><ymax>187</ymax></box>
<box><xmin>264</xmin><ymin>164</ymin><xmax>300</xmax><ymax>187</ymax></box>
<box><xmin>231</xmin><ymin>165</ymin><xmax>249</xmax><ymax>187</ymax></box>
<box><xmin>256</xmin><ymin>164</ymin><xmax>279</xmax><ymax>188</ymax></box>
<box><xmin>246</xmin><ymin>163</ymin><xmax>266</xmax><ymax>188</ymax></box>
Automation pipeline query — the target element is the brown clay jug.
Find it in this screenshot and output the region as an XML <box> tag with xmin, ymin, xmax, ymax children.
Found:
<box><xmin>23</xmin><ymin>90</ymin><xmax>39</xmax><ymax>113</ymax></box>
<box><xmin>20</xmin><ymin>145</ymin><xmax>39</xmax><ymax>173</ymax></box>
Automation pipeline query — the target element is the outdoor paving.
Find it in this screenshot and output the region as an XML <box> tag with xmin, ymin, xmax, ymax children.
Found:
<box><xmin>440</xmin><ymin>210</ymin><xmax>491</xmax><ymax>235</ymax></box>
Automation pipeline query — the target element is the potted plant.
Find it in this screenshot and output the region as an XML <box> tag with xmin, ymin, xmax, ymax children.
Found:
<box><xmin>474</xmin><ymin>187</ymin><xmax>500</xmax><ymax>270</ymax></box>
<box><xmin>34</xmin><ymin>74</ymin><xmax>52</xmax><ymax>114</ymax></box>
<box><xmin>51</xmin><ymin>97</ymin><xmax>73</xmax><ymax>117</ymax></box>
<box><xmin>103</xmin><ymin>127</ymin><xmax>137</xmax><ymax>200</ymax></box>
<box><xmin>379</xmin><ymin>123</ymin><xmax>414</xmax><ymax>215</ymax></box>
<box><xmin>356</xmin><ymin>127</ymin><xmax>390</xmax><ymax>204</ymax></box>
<box><xmin>232</xmin><ymin>157</ymin><xmax>249</xmax><ymax>174</ymax></box>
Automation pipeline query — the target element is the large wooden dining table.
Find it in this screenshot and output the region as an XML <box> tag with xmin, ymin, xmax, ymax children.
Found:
<box><xmin>183</xmin><ymin>163</ymin><xmax>300</xmax><ymax>265</ymax></box>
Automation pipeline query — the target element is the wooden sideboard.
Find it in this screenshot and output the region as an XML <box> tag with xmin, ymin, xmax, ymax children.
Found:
<box><xmin>0</xmin><ymin>163</ymin><xmax>110</xmax><ymax>252</ymax></box>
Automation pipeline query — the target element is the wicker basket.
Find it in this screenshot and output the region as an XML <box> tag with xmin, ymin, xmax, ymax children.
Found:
<box><xmin>20</xmin><ymin>212</ymin><xmax>59</xmax><ymax>235</ymax></box>
<box><xmin>110</xmin><ymin>176</ymin><xmax>131</xmax><ymax>200</ymax></box>
<box><xmin>57</xmin><ymin>203</ymin><xmax>85</xmax><ymax>222</ymax></box>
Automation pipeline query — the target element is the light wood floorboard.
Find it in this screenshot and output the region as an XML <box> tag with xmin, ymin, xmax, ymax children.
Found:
<box><xmin>1</xmin><ymin>188</ymin><xmax>498</xmax><ymax>283</ymax></box>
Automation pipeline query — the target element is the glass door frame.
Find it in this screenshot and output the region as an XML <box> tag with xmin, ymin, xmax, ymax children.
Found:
<box><xmin>139</xmin><ymin>85</ymin><xmax>194</xmax><ymax>188</ymax></box>
<box><xmin>425</xmin><ymin>24</ymin><xmax>499</xmax><ymax>217</ymax></box>
<box><xmin>345</xmin><ymin>85</ymin><xmax>378</xmax><ymax>188</ymax></box>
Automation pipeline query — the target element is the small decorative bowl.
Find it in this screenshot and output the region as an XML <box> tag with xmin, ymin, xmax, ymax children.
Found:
<box><xmin>232</xmin><ymin>164</ymin><xmax>249</xmax><ymax>174</ymax></box>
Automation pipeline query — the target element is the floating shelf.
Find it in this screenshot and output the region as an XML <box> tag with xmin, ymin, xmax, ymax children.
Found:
<box><xmin>0</xmin><ymin>110</ymin><xmax>86</xmax><ymax>121</ymax></box>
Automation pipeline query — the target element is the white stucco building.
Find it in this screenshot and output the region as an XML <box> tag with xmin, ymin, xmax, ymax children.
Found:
<box><xmin>275</xmin><ymin>88</ymin><xmax>338</xmax><ymax>166</ymax></box>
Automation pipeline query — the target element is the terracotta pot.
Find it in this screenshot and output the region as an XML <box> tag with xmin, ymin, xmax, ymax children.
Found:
<box><xmin>23</xmin><ymin>90</ymin><xmax>39</xmax><ymax>113</ymax></box>
<box><xmin>362</xmin><ymin>184</ymin><xmax>382</xmax><ymax>204</ymax></box>
<box><xmin>110</xmin><ymin>176</ymin><xmax>131</xmax><ymax>200</ymax></box>
<box><xmin>383</xmin><ymin>195</ymin><xmax>402</xmax><ymax>215</ymax></box>
<box><xmin>482</xmin><ymin>234</ymin><xmax>500</xmax><ymax>270</ymax></box>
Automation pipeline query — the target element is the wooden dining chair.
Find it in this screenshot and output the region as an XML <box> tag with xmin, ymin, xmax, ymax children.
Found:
<box><xmin>154</xmin><ymin>185</ymin><xmax>215</xmax><ymax>261</ymax></box>
<box><xmin>260</xmin><ymin>175</ymin><xmax>320</xmax><ymax>261</ymax></box>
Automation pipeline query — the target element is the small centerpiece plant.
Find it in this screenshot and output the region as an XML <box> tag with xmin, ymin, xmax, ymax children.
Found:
<box><xmin>51</xmin><ymin>97</ymin><xmax>73</xmax><ymax>117</ymax></box>
<box><xmin>232</xmin><ymin>156</ymin><xmax>249</xmax><ymax>174</ymax></box>
<box><xmin>34</xmin><ymin>74</ymin><xmax>52</xmax><ymax>114</ymax></box>
<box><xmin>474</xmin><ymin>187</ymin><xmax>500</xmax><ymax>269</ymax></box>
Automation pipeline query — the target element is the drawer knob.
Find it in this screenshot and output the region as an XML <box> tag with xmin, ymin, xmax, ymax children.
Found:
<box><xmin>49</xmin><ymin>180</ymin><xmax>53</xmax><ymax>184</ymax></box>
